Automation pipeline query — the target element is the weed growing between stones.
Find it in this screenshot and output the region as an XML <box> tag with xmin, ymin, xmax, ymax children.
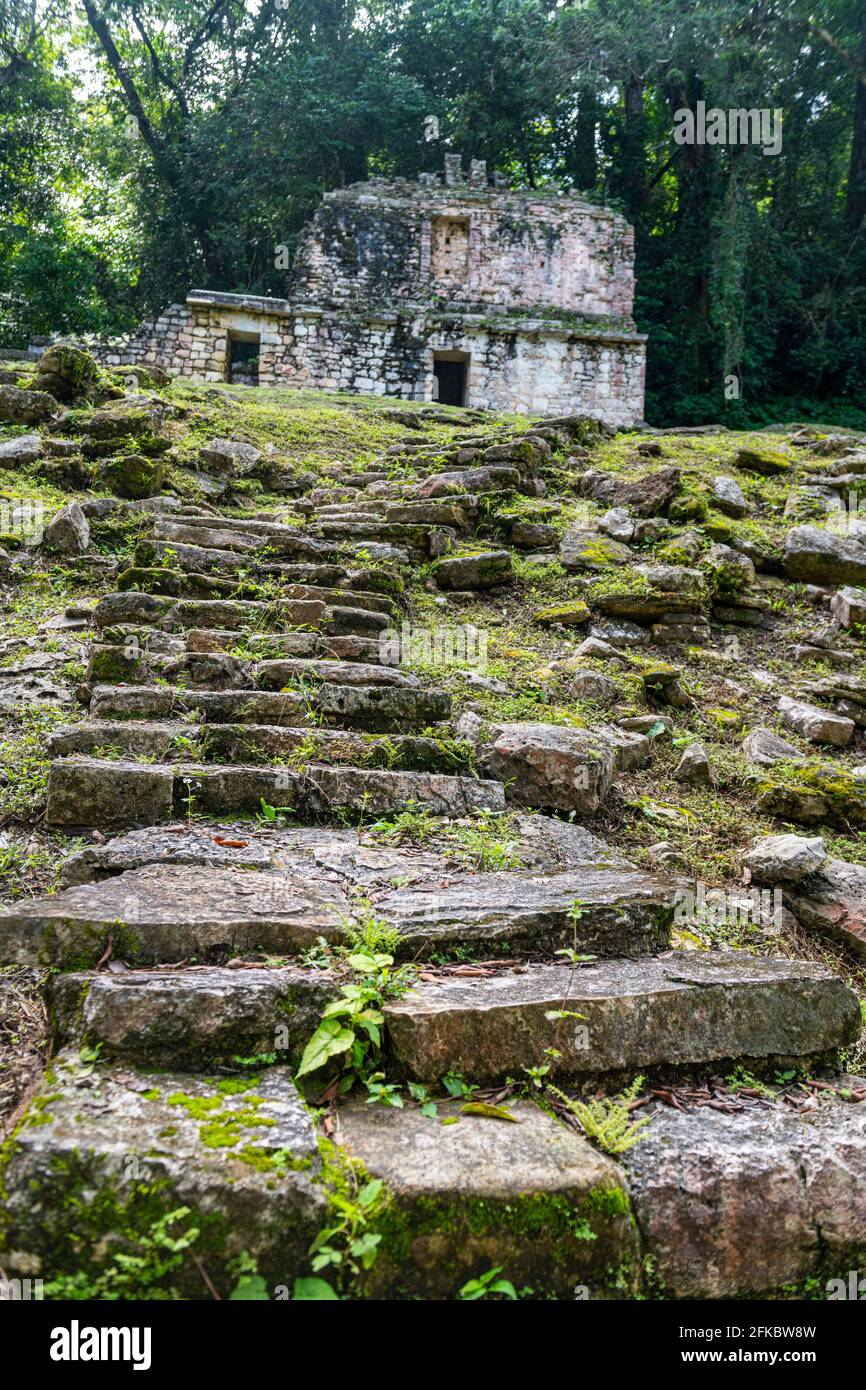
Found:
<box><xmin>546</xmin><ymin>1077</ymin><xmax>651</xmax><ymax>1156</ymax></box>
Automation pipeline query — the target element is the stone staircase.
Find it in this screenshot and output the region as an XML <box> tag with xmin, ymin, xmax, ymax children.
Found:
<box><xmin>1</xmin><ymin>477</ymin><xmax>864</xmax><ymax>1302</ymax></box>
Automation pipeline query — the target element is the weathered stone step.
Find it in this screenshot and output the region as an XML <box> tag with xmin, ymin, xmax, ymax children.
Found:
<box><xmin>0</xmin><ymin>1055</ymin><xmax>325</xmax><ymax>1299</ymax></box>
<box><xmin>43</xmin><ymin>757</ymin><xmax>503</xmax><ymax>829</ymax></box>
<box><xmin>336</xmin><ymin>1097</ymin><xmax>635</xmax><ymax>1298</ymax></box>
<box><xmin>140</xmin><ymin>535</ymin><xmax>403</xmax><ymax>613</ymax></box>
<box><xmin>150</xmin><ymin>533</ymin><xmax>404</xmax><ymax>598</ymax></box>
<box><xmin>2</xmin><ymin>864</ymin><xmax>351</xmax><ymax>965</ymax></box>
<box><xmin>55</xmin><ymin>945</ymin><xmax>849</xmax><ymax>1083</ymax></box>
<box><xmin>50</xmin><ymin>720</ymin><xmax>473</xmax><ymax>774</ymax></box>
<box><xmin>142</xmin><ymin>537</ymin><xmax>255</xmax><ymax>574</ymax></box>
<box><xmin>374</xmin><ymin>865</ymin><xmax>673</xmax><ymax>956</ymax></box>
<box><xmin>383</xmin><ymin>953</ymin><xmax>861</xmax><ymax>1084</ymax></box>
<box><xmin>88</xmin><ymin>676</ymin><xmax>449</xmax><ymax>732</ymax></box>
<box><xmin>311</xmin><ymin>508</ymin><xmax>385</xmax><ymax>524</ymax></box>
<box><xmin>49</xmin><ymin>720</ymin><xmax>196</xmax><ymax>760</ymax></box>
<box><xmin>117</xmin><ymin>565</ymin><xmax>266</xmax><ymax>601</ymax></box>
<box><xmin>313</xmin><ymin>682</ymin><xmax>451</xmax><ymax>731</ymax></box>
<box><xmin>278</xmin><ymin>584</ymin><xmax>398</xmax><ymax>617</ymax></box>
<box><xmin>3</xmin><ymin>1054</ymin><xmax>863</xmax><ymax>1300</ymax></box>
<box><xmin>620</xmin><ymin>1085</ymin><xmax>866</xmax><ymax>1299</ymax></box>
<box><xmin>90</xmin><ymin>683</ymin><xmax>307</xmax><ymax>724</ymax></box>
<box><xmin>311</xmin><ymin>520</ymin><xmax>434</xmax><ymax>551</ymax></box>
<box><xmin>153</xmin><ymin>515</ymin><xmax>331</xmax><ymax>560</ymax></box>
<box><xmin>95</xmin><ymin>591</ymin><xmax>320</xmax><ymax>633</ymax></box>
<box><xmin>51</xmin><ymin>965</ymin><xmax>339</xmax><ymax>1070</ymax></box>
<box><xmin>253</xmin><ymin>658</ymin><xmax>414</xmax><ymax>689</ymax></box>
<box><xmin>57</xmin><ymin>814</ymin><xmax>628</xmax><ymax>888</ymax></box>
<box><xmin>159</xmin><ymin>512</ymin><xmax>415</xmax><ymax>567</ymax></box>
<box><xmin>90</xmin><ymin>649</ymin><xmax>415</xmax><ymax>695</ymax></box>
<box><xmin>323</xmin><ymin>604</ymin><xmax>392</xmax><ymax>637</ymax></box>
<box><xmin>184</xmin><ymin>628</ymin><xmax>382</xmax><ymax>663</ymax></box>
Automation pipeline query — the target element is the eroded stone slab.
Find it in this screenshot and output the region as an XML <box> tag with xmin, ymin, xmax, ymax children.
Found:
<box><xmin>45</xmin><ymin>759</ymin><xmax>174</xmax><ymax>828</ymax></box>
<box><xmin>90</xmin><ymin>684</ymin><xmax>308</xmax><ymax>725</ymax></box>
<box><xmin>479</xmin><ymin>722</ymin><xmax>614</xmax><ymax>813</ymax></box>
<box><xmin>0</xmin><ymin>864</ymin><xmax>350</xmax><ymax>966</ymax></box>
<box><xmin>622</xmin><ymin>1091</ymin><xmax>866</xmax><ymax>1298</ymax></box>
<box><xmin>779</xmin><ymin>694</ymin><xmax>854</xmax><ymax>747</ymax></box>
<box><xmin>784</xmin><ymin>524</ymin><xmax>866</xmax><ymax>587</ymax></box>
<box><xmin>0</xmin><ymin>1054</ymin><xmax>325</xmax><ymax>1298</ymax></box>
<box><xmin>785</xmin><ymin>857</ymin><xmax>866</xmax><ymax>960</ymax></box>
<box><xmin>315</xmin><ymin>682</ymin><xmax>451</xmax><ymax>732</ymax></box>
<box><xmin>300</xmin><ymin>765</ymin><xmax>504</xmax><ymax>818</ymax></box>
<box><xmin>57</xmin><ymin>815</ymin><xmax>629</xmax><ymax>888</ymax></box>
<box><xmin>339</xmin><ymin>1097</ymin><xmax>636</xmax><ymax>1299</ymax></box>
<box><xmin>51</xmin><ymin>966</ymin><xmax>338</xmax><ymax>1070</ymax></box>
<box><xmin>377</xmin><ymin>865</ymin><xmax>673</xmax><ymax>956</ymax></box>
<box><xmin>384</xmin><ymin>952</ymin><xmax>861</xmax><ymax>1084</ymax></box>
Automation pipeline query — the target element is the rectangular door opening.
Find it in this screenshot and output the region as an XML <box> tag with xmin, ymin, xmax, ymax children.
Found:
<box><xmin>227</xmin><ymin>332</ymin><xmax>260</xmax><ymax>386</ymax></box>
<box><xmin>433</xmin><ymin>351</ymin><xmax>469</xmax><ymax>407</ymax></box>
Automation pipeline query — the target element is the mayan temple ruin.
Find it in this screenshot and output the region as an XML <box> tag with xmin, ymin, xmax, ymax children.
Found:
<box><xmin>75</xmin><ymin>155</ymin><xmax>646</xmax><ymax>424</ymax></box>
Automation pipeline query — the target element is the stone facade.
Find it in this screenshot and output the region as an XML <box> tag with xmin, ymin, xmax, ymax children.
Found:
<box><xmin>58</xmin><ymin>156</ymin><xmax>646</xmax><ymax>424</ymax></box>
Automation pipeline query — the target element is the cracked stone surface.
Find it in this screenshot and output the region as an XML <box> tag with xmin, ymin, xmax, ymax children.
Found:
<box><xmin>339</xmin><ymin>1097</ymin><xmax>636</xmax><ymax>1298</ymax></box>
<box><xmin>1</xmin><ymin>864</ymin><xmax>351</xmax><ymax>966</ymax></box>
<box><xmin>622</xmin><ymin>1093</ymin><xmax>866</xmax><ymax>1298</ymax></box>
<box><xmin>0</xmin><ymin>1053</ymin><xmax>325</xmax><ymax>1297</ymax></box>
<box><xmin>384</xmin><ymin>952</ymin><xmax>860</xmax><ymax>1083</ymax></box>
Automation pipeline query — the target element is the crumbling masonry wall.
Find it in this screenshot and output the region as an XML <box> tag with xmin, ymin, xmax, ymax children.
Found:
<box><xmin>46</xmin><ymin>158</ymin><xmax>646</xmax><ymax>425</ymax></box>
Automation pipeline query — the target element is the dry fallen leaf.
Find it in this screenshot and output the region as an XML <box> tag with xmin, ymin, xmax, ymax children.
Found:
<box><xmin>461</xmin><ymin>1102</ymin><xmax>520</xmax><ymax>1123</ymax></box>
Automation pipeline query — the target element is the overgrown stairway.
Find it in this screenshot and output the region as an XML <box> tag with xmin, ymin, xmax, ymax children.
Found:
<box><xmin>1</xmin><ymin>449</ymin><xmax>864</xmax><ymax>1303</ymax></box>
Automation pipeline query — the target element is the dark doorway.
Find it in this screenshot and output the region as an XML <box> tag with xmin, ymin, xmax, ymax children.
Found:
<box><xmin>433</xmin><ymin>353</ymin><xmax>469</xmax><ymax>406</ymax></box>
<box><xmin>227</xmin><ymin>333</ymin><xmax>260</xmax><ymax>386</ymax></box>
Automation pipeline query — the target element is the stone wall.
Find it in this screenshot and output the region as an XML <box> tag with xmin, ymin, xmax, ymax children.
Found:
<box><xmin>288</xmin><ymin>163</ymin><xmax>637</xmax><ymax>324</ymax></box>
<box><xmin>261</xmin><ymin>310</ymin><xmax>645</xmax><ymax>426</ymax></box>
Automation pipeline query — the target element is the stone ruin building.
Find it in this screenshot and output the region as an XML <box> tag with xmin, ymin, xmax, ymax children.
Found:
<box><xmin>76</xmin><ymin>155</ymin><xmax>646</xmax><ymax>425</ymax></box>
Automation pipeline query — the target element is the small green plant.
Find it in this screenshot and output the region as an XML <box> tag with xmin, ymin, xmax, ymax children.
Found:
<box><xmin>258</xmin><ymin>797</ymin><xmax>295</xmax><ymax>826</ymax></box>
<box><xmin>228</xmin><ymin>1251</ymin><xmax>269</xmax><ymax>1300</ymax></box>
<box><xmin>725</xmin><ymin>1066</ymin><xmax>775</xmax><ymax>1098</ymax></box>
<box><xmin>407</xmin><ymin>1081</ymin><xmax>438</xmax><ymax>1117</ymax></box>
<box><xmin>363</xmin><ymin>1072</ymin><xmax>404</xmax><ymax>1108</ymax></box>
<box><xmin>180</xmin><ymin>776</ymin><xmax>200</xmax><ymax>825</ymax></box>
<box><xmin>442</xmin><ymin>1068</ymin><xmax>479</xmax><ymax>1102</ymax></box>
<box><xmin>369</xmin><ymin>800</ymin><xmax>440</xmax><ymax>845</ymax></box>
<box><xmin>42</xmin><ymin>1206</ymin><xmax>201</xmax><ymax>1301</ymax></box>
<box><xmin>457</xmin><ymin>1266</ymin><xmax>519</xmax><ymax>1300</ymax></box>
<box><xmin>305</xmin><ymin>1142</ymin><xmax>389</xmax><ymax>1293</ymax></box>
<box><xmin>548</xmin><ymin>1077</ymin><xmax>652</xmax><ymax>1156</ymax></box>
<box><xmin>296</xmin><ymin>931</ymin><xmax>412</xmax><ymax>1092</ymax></box>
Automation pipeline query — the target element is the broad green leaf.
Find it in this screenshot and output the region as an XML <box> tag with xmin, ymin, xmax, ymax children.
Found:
<box><xmin>293</xmin><ymin>1277</ymin><xmax>340</xmax><ymax>1301</ymax></box>
<box><xmin>296</xmin><ymin>1018</ymin><xmax>355</xmax><ymax>1077</ymax></box>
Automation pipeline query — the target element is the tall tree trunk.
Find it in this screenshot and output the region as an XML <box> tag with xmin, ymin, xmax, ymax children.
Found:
<box><xmin>82</xmin><ymin>0</ymin><xmax>224</xmax><ymax>279</ymax></box>
<box><xmin>571</xmin><ymin>83</ymin><xmax>598</xmax><ymax>191</ymax></box>
<box><xmin>618</xmin><ymin>73</ymin><xmax>648</xmax><ymax>223</ymax></box>
<box><xmin>844</xmin><ymin>0</ymin><xmax>866</xmax><ymax>226</ymax></box>
<box><xmin>670</xmin><ymin>73</ymin><xmax>715</xmax><ymax>391</ymax></box>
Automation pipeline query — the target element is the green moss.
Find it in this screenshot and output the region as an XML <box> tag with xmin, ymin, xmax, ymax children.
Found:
<box><xmin>756</xmin><ymin>761</ymin><xmax>866</xmax><ymax>828</ymax></box>
<box><xmin>8</xmin><ymin>1151</ymin><xmax>230</xmax><ymax>1299</ymax></box>
<box><xmin>87</xmin><ymin>644</ymin><xmax>145</xmax><ymax>682</ymax></box>
<box><xmin>214</xmin><ymin>1075</ymin><xmax>263</xmax><ymax>1096</ymax></box>
<box><xmin>533</xmin><ymin>600</ymin><xmax>590</xmax><ymax>627</ymax></box>
<box><xmin>373</xmin><ymin>1183</ymin><xmax>626</xmax><ymax>1285</ymax></box>
<box><xmin>586</xmin><ymin>1185</ymin><xmax>632</xmax><ymax>1220</ymax></box>
<box><xmin>41</xmin><ymin>919</ymin><xmax>143</xmax><ymax>971</ymax></box>
<box><xmin>668</xmin><ymin>492</ymin><xmax>709</xmax><ymax>524</ymax></box>
<box><xmin>166</xmin><ymin>1092</ymin><xmax>223</xmax><ymax>1119</ymax></box>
